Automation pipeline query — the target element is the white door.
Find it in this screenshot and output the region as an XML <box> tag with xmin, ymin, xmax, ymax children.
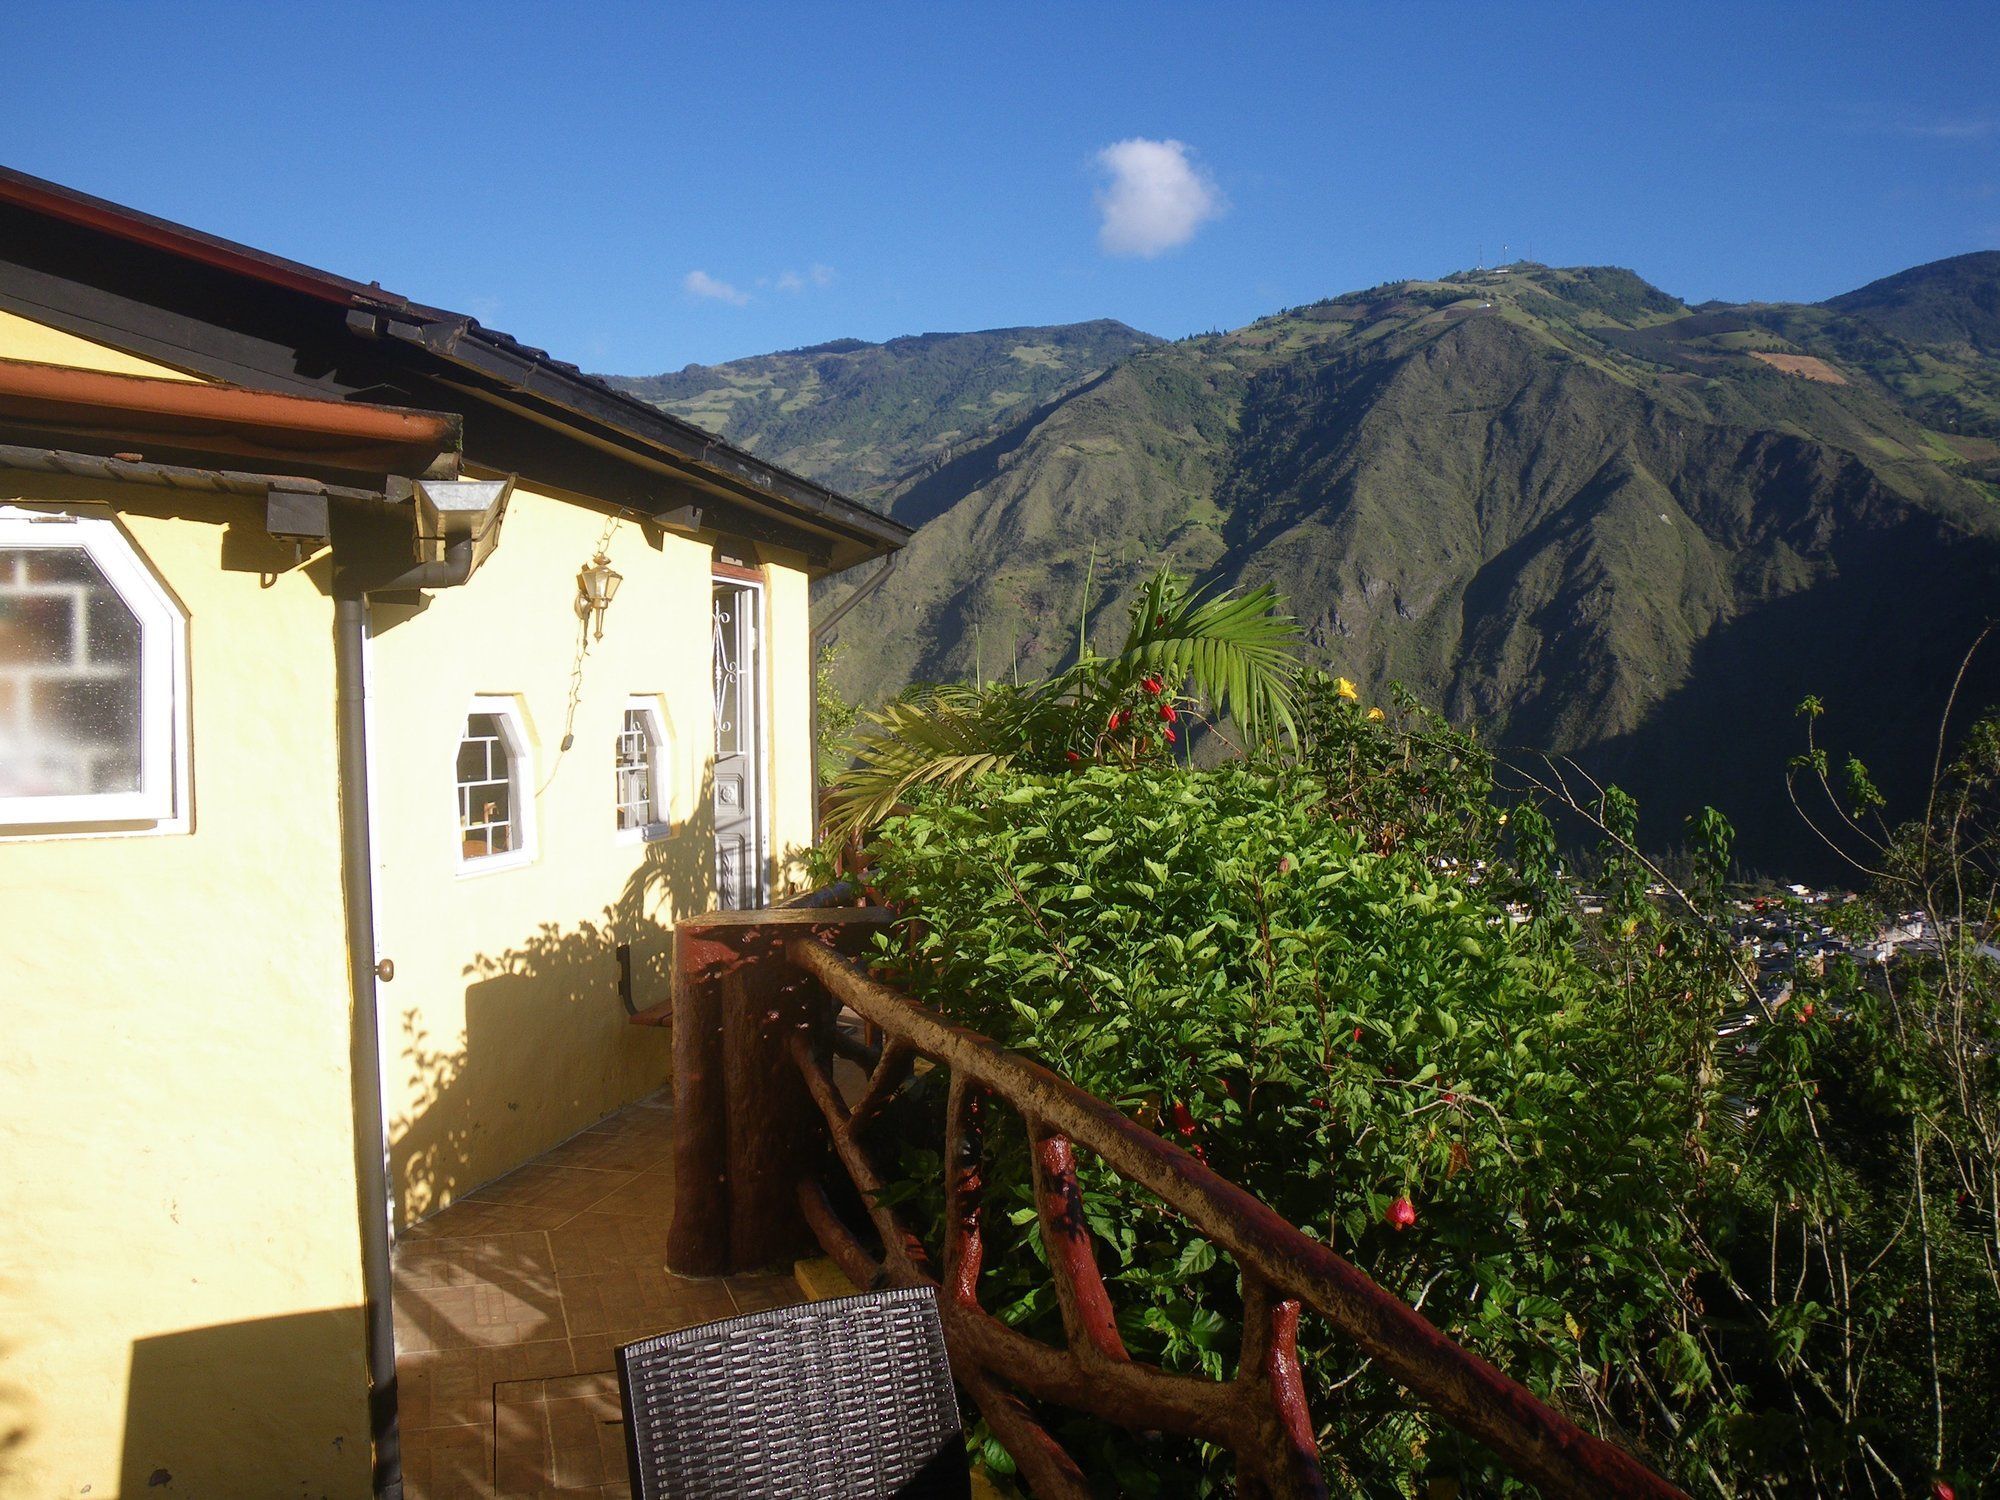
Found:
<box><xmin>711</xmin><ymin>579</ymin><xmax>764</xmax><ymax>909</ymax></box>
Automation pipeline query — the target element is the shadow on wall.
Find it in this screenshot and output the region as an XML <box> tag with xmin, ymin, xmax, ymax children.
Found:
<box><xmin>389</xmin><ymin>772</ymin><xmax>716</xmax><ymax>1224</ymax></box>
<box><xmin>119</xmin><ymin>1307</ymin><xmax>369</xmax><ymax>1496</ymax></box>
<box><xmin>0</xmin><ymin>1337</ymin><xmax>27</xmax><ymax>1490</ymax></box>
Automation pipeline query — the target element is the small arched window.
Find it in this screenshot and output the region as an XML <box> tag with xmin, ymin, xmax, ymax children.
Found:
<box><xmin>614</xmin><ymin>696</ymin><xmax>671</xmax><ymax>842</ymax></box>
<box><xmin>455</xmin><ymin>696</ymin><xmax>534</xmax><ymax>871</ymax></box>
<box><xmin>0</xmin><ymin>506</ymin><xmax>187</xmax><ymax>832</ymax></box>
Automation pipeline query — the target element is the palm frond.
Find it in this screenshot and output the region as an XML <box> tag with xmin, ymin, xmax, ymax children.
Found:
<box><xmin>822</xmin><ymin>565</ymin><xmax>1306</xmax><ymax>838</ymax></box>
<box><xmin>1107</xmin><ymin>573</ymin><xmax>1305</xmax><ymax>742</ymax></box>
<box><xmin>823</xmin><ymin>685</ymin><xmax>1029</xmax><ymax>838</ymax></box>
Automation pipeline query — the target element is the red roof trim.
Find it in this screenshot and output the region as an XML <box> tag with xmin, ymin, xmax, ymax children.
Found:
<box><xmin>0</xmin><ymin>165</ymin><xmax>438</xmax><ymax>316</ymax></box>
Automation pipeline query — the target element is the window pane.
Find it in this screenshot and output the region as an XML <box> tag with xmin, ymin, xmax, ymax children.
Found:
<box><xmin>713</xmin><ymin>591</ymin><xmax>744</xmax><ymax>757</ymax></box>
<box><xmin>0</xmin><ymin>546</ymin><xmax>143</xmax><ymax>798</ymax></box>
<box><xmin>616</xmin><ymin>708</ymin><xmax>654</xmax><ymax>830</ymax></box>
<box><xmin>457</xmin><ymin>711</ymin><xmax>514</xmax><ymax>859</ymax></box>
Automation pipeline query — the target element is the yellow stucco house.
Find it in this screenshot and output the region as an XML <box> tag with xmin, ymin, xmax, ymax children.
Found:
<box><xmin>0</xmin><ymin>167</ymin><xmax>906</xmax><ymax>1498</ymax></box>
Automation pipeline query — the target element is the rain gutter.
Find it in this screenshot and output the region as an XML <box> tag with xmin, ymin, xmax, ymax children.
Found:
<box><xmin>0</xmin><ymin>356</ymin><xmax>459</xmax><ymax>474</ymax></box>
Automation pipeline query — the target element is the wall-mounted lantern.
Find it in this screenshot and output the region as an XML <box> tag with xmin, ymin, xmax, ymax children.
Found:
<box><xmin>577</xmin><ymin>552</ymin><xmax>623</xmax><ymax>639</ymax></box>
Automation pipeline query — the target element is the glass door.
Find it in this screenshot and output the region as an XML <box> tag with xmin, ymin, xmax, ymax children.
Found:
<box><xmin>711</xmin><ymin>578</ymin><xmax>764</xmax><ymax>909</ymax></box>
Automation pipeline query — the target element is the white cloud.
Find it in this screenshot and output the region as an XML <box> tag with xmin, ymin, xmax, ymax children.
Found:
<box><xmin>1093</xmin><ymin>138</ymin><xmax>1223</xmax><ymax>258</ymax></box>
<box><xmin>683</xmin><ymin>269</ymin><xmax>750</xmax><ymax>306</ymax></box>
<box><xmin>775</xmin><ymin>263</ymin><xmax>837</xmax><ymax>294</ymax></box>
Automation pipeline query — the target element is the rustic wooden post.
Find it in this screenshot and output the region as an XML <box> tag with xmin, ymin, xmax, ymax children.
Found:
<box><xmin>665</xmin><ymin>919</ymin><xmax>732</xmax><ymax>1276</ymax></box>
<box><xmin>666</xmin><ymin>906</ymin><xmax>894</xmax><ymax>1275</ymax></box>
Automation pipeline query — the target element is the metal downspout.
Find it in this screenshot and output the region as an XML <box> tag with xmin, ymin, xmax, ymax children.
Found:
<box><xmin>807</xmin><ymin>553</ymin><xmax>896</xmax><ymax>831</ymax></box>
<box><xmin>335</xmin><ymin>591</ymin><xmax>400</xmax><ymax>1500</ymax></box>
<box><xmin>335</xmin><ymin>532</ymin><xmax>479</xmax><ymax>1499</ymax></box>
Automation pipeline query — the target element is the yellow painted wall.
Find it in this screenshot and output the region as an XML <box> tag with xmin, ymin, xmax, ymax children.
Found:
<box><xmin>365</xmin><ymin>484</ymin><xmax>823</xmax><ymax>1220</ymax></box>
<box><xmin>761</xmin><ymin>560</ymin><xmax>818</xmax><ymax>891</ymax></box>
<box><xmin>0</xmin><ymin>483</ymin><xmax>370</xmax><ymax>1498</ymax></box>
<box><xmin>0</xmin><ymin>302</ymin><xmax>842</xmax><ymax>1500</ymax></box>
<box><xmin>0</xmin><ymin>308</ymin><xmax>201</xmax><ymax>380</ymax></box>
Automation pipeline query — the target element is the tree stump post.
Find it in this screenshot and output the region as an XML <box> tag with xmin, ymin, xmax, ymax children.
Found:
<box><xmin>666</xmin><ymin>906</ymin><xmax>894</xmax><ymax>1275</ymax></box>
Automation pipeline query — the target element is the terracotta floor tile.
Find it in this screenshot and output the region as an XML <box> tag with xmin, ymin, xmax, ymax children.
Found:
<box><xmin>558</xmin><ymin>1267</ymin><xmax>734</xmax><ymax>1337</ymax></box>
<box><xmin>727</xmin><ymin>1270</ymin><xmax>810</xmax><ymax>1315</ymax></box>
<box><xmin>567</xmin><ymin>1316</ymin><xmax>721</xmax><ymax>1374</ymax></box>
<box><xmin>401</xmin><ymin>1420</ymin><xmax>492</xmax><ymax>1500</ymax></box>
<box><xmin>396</xmin><ymin>1272</ymin><xmax>567</xmax><ymax>1353</ymax></box>
<box><xmin>400</xmin><ymin>1352</ymin><xmax>498</xmax><ymax>1433</ymax></box>
<box><xmin>537</xmin><ymin>1127</ymin><xmax>676</xmax><ymax>1175</ymax></box>
<box><xmin>389</xmin><ymin>1089</ymin><xmax>867</xmax><ymax>1496</ymax></box>
<box><xmin>399</xmin><ymin>1338</ymin><xmax>581</xmax><ymax>1437</ymax></box>
<box><xmin>542</xmin><ymin>1371</ymin><xmax>619</xmax><ymax>1411</ymax></box>
<box><xmin>397</xmin><ymin>1231</ymin><xmax>557</xmax><ymax>1290</ymax></box>
<box><xmin>493</xmin><ymin>1398</ymin><xmax>554</xmax><ymax>1494</ymax></box>
<box><xmin>577</xmin><ymin>1168</ymin><xmax>677</xmax><ymax>1221</ymax></box>
<box><xmin>465</xmin><ymin>1160</ymin><xmax>644</xmax><ymax>1220</ymax></box>
<box><xmin>479</xmin><ymin>1338</ymin><xmax>586</xmax><ymax>1383</ymax></box>
<box><xmin>582</xmin><ymin>1098</ymin><xmax>677</xmax><ymax>1139</ymax></box>
<box><xmin>402</xmin><ymin>1199</ymin><xmax>557</xmax><ymax>1242</ymax></box>
<box><xmin>547</xmin><ymin>1393</ymin><xmax>624</xmax><ymax>1489</ymax></box>
<box><xmin>545</xmin><ymin>1210</ymin><xmax>673</xmax><ymax>1279</ymax></box>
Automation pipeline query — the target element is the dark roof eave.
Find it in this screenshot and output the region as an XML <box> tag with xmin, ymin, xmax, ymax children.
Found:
<box><xmin>0</xmin><ymin>439</ymin><xmax>390</xmax><ymax>504</ymax></box>
<box><xmin>0</xmin><ymin>165</ymin><xmax>909</xmax><ymax>562</ymax></box>
<box><xmin>0</xmin><ymin>163</ymin><xmax>445</xmax><ymax>319</ymax></box>
<box><xmin>397</xmin><ymin>318</ymin><xmax>908</xmax><ymax>554</ymax></box>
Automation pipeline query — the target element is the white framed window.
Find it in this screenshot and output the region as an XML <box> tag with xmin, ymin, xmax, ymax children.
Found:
<box><xmin>615</xmin><ymin>696</ymin><xmax>672</xmax><ymax>842</ymax></box>
<box><xmin>0</xmin><ymin>506</ymin><xmax>188</xmax><ymax>832</ymax></box>
<box><xmin>455</xmin><ymin>696</ymin><xmax>534</xmax><ymax>873</ymax></box>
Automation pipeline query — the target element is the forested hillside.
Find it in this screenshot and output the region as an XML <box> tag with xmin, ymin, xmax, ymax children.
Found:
<box><xmin>613</xmin><ymin>257</ymin><xmax>2000</xmax><ymax>868</ymax></box>
<box><xmin>610</xmin><ymin>319</ymin><xmax>1157</xmax><ymax>498</ymax></box>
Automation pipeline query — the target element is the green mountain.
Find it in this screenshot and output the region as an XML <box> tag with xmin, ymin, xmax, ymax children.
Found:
<box><xmin>614</xmin><ymin>260</ymin><xmax>2000</xmax><ymax>871</ymax></box>
<box><xmin>1740</xmin><ymin>252</ymin><xmax>2000</xmax><ymax>454</ymax></box>
<box><xmin>1825</xmin><ymin>250</ymin><xmax>2000</xmax><ymax>357</ymax></box>
<box><xmin>609</xmin><ymin>319</ymin><xmax>1159</xmax><ymax>499</ymax></box>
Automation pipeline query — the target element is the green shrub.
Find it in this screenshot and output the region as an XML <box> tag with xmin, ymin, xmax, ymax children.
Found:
<box><xmin>853</xmin><ymin>680</ymin><xmax>2000</xmax><ymax>1496</ymax></box>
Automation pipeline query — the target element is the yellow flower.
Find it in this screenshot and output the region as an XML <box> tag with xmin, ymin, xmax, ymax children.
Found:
<box><xmin>1334</xmin><ymin>676</ymin><xmax>1359</xmax><ymax>701</ymax></box>
<box><xmin>1366</xmin><ymin>706</ymin><xmax>1385</xmax><ymax>722</ymax></box>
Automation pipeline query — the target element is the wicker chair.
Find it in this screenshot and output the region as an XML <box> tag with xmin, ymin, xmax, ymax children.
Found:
<box><xmin>616</xmin><ymin>1284</ymin><xmax>971</xmax><ymax>1499</ymax></box>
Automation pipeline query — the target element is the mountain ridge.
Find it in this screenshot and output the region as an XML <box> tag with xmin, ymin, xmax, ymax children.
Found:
<box><xmin>608</xmin><ymin>255</ymin><xmax>2000</xmax><ymax>870</ymax></box>
<box><xmin>610</xmin><ymin>318</ymin><xmax>1160</xmax><ymax>498</ymax></box>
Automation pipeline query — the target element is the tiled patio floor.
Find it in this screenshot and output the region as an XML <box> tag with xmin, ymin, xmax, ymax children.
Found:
<box><xmin>392</xmin><ymin>1087</ymin><xmax>807</xmax><ymax>1499</ymax></box>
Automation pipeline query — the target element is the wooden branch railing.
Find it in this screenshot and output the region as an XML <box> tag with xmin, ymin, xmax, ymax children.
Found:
<box><xmin>665</xmin><ymin>908</ymin><xmax>1688</xmax><ymax>1500</ymax></box>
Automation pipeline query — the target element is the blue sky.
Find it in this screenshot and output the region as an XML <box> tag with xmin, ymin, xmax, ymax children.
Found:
<box><xmin>4</xmin><ymin>2</ymin><xmax>1997</xmax><ymax>373</ymax></box>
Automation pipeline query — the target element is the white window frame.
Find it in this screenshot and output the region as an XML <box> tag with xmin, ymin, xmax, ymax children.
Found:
<box><xmin>454</xmin><ymin>695</ymin><xmax>536</xmax><ymax>876</ymax></box>
<box><xmin>0</xmin><ymin>506</ymin><xmax>188</xmax><ymax>832</ymax></box>
<box><xmin>614</xmin><ymin>695</ymin><xmax>673</xmax><ymax>844</ymax></box>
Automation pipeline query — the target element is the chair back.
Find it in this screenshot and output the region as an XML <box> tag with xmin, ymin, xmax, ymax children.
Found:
<box><xmin>617</xmin><ymin>1283</ymin><xmax>970</xmax><ymax>1499</ymax></box>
